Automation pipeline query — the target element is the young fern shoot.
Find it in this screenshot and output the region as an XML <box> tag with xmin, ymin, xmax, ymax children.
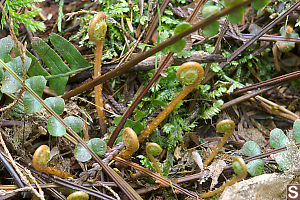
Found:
<box><xmin>199</xmin><ymin>156</ymin><xmax>247</xmax><ymax>198</ymax></box>
<box><xmin>203</xmin><ymin>119</ymin><xmax>235</xmax><ymax>167</ymax></box>
<box><xmin>118</xmin><ymin>127</ymin><xmax>139</xmax><ymax>159</ymax></box>
<box><xmin>67</xmin><ymin>191</ymin><xmax>89</xmax><ymax>200</ymax></box>
<box><xmin>89</xmin><ymin>12</ymin><xmax>107</xmax><ymax>133</ymax></box>
<box><xmin>138</xmin><ymin>62</ymin><xmax>204</xmax><ymax>143</ymax></box>
<box><xmin>146</xmin><ymin>143</ymin><xmax>162</xmax><ymax>175</ymax></box>
<box><xmin>32</xmin><ymin>145</ymin><xmax>71</xmax><ymax>178</ymax></box>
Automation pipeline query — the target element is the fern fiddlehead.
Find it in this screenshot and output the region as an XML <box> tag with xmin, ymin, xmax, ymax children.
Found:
<box><xmin>138</xmin><ymin>62</ymin><xmax>204</xmax><ymax>143</ymax></box>
<box><xmin>146</xmin><ymin>143</ymin><xmax>163</xmax><ymax>175</ymax></box>
<box><xmin>199</xmin><ymin>156</ymin><xmax>247</xmax><ymax>198</ymax></box>
<box><xmin>89</xmin><ymin>12</ymin><xmax>107</xmax><ymax>133</ymax></box>
<box><xmin>118</xmin><ymin>127</ymin><xmax>139</xmax><ymax>159</ymax></box>
<box><xmin>67</xmin><ymin>191</ymin><xmax>89</xmax><ymax>200</ymax></box>
<box><xmin>203</xmin><ymin>119</ymin><xmax>235</xmax><ymax>167</ymax></box>
<box><xmin>33</xmin><ymin>145</ymin><xmax>71</xmax><ymax>178</ymax></box>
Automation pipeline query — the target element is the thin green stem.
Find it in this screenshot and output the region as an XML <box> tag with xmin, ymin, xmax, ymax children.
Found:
<box><xmin>44</xmin><ymin>66</ymin><xmax>92</xmax><ymax>79</ymax></box>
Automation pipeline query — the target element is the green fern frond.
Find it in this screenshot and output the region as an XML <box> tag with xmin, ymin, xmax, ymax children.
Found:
<box><xmin>200</xmin><ymin>100</ymin><xmax>224</xmax><ymax>119</ymax></box>
<box><xmin>2</xmin><ymin>0</ymin><xmax>45</xmax><ymax>33</ymax></box>
<box><xmin>207</xmin><ymin>86</ymin><xmax>227</xmax><ymax>99</ymax></box>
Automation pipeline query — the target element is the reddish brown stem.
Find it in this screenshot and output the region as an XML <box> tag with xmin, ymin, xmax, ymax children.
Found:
<box><xmin>89</xmin><ymin>12</ymin><xmax>107</xmax><ymax>133</ymax></box>
<box><xmin>233</xmin><ymin>71</ymin><xmax>300</xmax><ymax>95</ymax></box>
<box><xmin>138</xmin><ymin>62</ymin><xmax>204</xmax><ymax>143</ymax></box>
<box><xmin>115</xmin><ymin>156</ymin><xmax>201</xmax><ymax>199</ymax></box>
<box><xmin>199</xmin><ymin>156</ymin><xmax>247</xmax><ymax>198</ymax></box>
<box><xmin>108</xmin><ymin>0</ymin><xmax>207</xmax><ymax>147</ymax></box>
<box><xmin>94</xmin><ymin>39</ymin><xmax>107</xmax><ymax>133</ymax></box>
<box><xmin>61</xmin><ymin>0</ymin><xmax>254</xmax><ymax>100</ymax></box>
<box><xmin>203</xmin><ymin>119</ymin><xmax>235</xmax><ymax>167</ymax></box>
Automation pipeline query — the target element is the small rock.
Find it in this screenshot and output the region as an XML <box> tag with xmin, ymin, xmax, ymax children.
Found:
<box><xmin>219</xmin><ymin>173</ymin><xmax>294</xmax><ymax>200</ymax></box>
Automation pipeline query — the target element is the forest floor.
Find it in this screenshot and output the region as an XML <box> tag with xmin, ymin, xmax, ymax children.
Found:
<box><xmin>0</xmin><ymin>0</ymin><xmax>300</xmax><ymax>200</ymax></box>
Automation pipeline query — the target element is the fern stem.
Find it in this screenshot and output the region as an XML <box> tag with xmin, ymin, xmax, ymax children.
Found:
<box><xmin>61</xmin><ymin>0</ymin><xmax>254</xmax><ymax>100</ymax></box>
<box><xmin>89</xmin><ymin>12</ymin><xmax>107</xmax><ymax>133</ymax></box>
<box><xmin>94</xmin><ymin>39</ymin><xmax>107</xmax><ymax>133</ymax></box>
<box><xmin>0</xmin><ymin>58</ymin><xmax>143</xmax><ymax>200</ymax></box>
<box><xmin>138</xmin><ymin>62</ymin><xmax>204</xmax><ymax>143</ymax></box>
<box><xmin>146</xmin><ymin>143</ymin><xmax>162</xmax><ymax>175</ymax></box>
<box><xmin>203</xmin><ymin>119</ymin><xmax>235</xmax><ymax>167</ymax></box>
<box><xmin>199</xmin><ymin>156</ymin><xmax>247</xmax><ymax>198</ymax></box>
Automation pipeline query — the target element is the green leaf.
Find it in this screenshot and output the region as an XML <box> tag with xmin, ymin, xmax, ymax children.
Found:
<box><xmin>253</xmin><ymin>0</ymin><xmax>270</xmax><ymax>10</ymax></box>
<box><xmin>73</xmin><ymin>143</ymin><xmax>92</xmax><ymax>162</ymax></box>
<box><xmin>26</xmin><ymin>50</ymin><xmax>50</xmax><ymax>77</ymax></box>
<box><xmin>202</xmin><ymin>21</ymin><xmax>219</xmax><ymax>37</ymax></box>
<box><xmin>242</xmin><ymin>141</ymin><xmax>261</xmax><ymax>156</ymax></box>
<box><xmin>174</xmin><ymin>22</ymin><xmax>192</xmax><ymax>35</ymax></box>
<box><xmin>88</xmin><ymin>138</ymin><xmax>107</xmax><ymax>156</ymax></box>
<box><xmin>270</xmin><ymin>128</ymin><xmax>288</xmax><ymax>149</ymax></box>
<box><xmin>64</xmin><ymin>116</ymin><xmax>84</xmax><ymax>134</ymax></box>
<box><xmin>47</xmin><ymin>116</ymin><xmax>66</xmax><ymax>137</ymax></box>
<box><xmin>0</xmin><ymin>68</ymin><xmax>3</xmax><ymax>81</ymax></box>
<box><xmin>12</xmin><ymin>45</ymin><xmax>50</xmax><ymax>78</ymax></box>
<box><xmin>276</xmin><ymin>41</ymin><xmax>295</xmax><ymax>53</ymax></box>
<box><xmin>26</xmin><ymin>76</ymin><xmax>45</xmax><ymax>96</ymax></box>
<box><xmin>202</xmin><ymin>5</ymin><xmax>220</xmax><ymax>18</ymax></box>
<box><xmin>31</xmin><ymin>37</ymin><xmax>70</xmax><ymax>95</ymax></box>
<box><xmin>49</xmin><ymin>33</ymin><xmax>90</xmax><ymax>71</ymax></box>
<box><xmin>293</xmin><ymin>119</ymin><xmax>300</xmax><ymax>143</ymax></box>
<box><xmin>2</xmin><ymin>3</ymin><xmax>45</xmax><ymax>33</ymax></box>
<box><xmin>200</xmin><ymin>100</ymin><xmax>223</xmax><ymax>119</ymax></box>
<box><xmin>0</xmin><ymin>36</ymin><xmax>14</xmax><ymax>63</ymax></box>
<box><xmin>1</xmin><ymin>72</ymin><xmax>21</xmax><ymax>94</ymax></box>
<box><xmin>1</xmin><ymin>56</ymin><xmax>31</xmax><ymax>94</ymax></box>
<box><xmin>44</xmin><ymin>97</ymin><xmax>65</xmax><ymax>115</ymax></box>
<box><xmin>228</xmin><ymin>7</ymin><xmax>245</xmax><ymax>24</ymax></box>
<box><xmin>23</xmin><ymin>76</ymin><xmax>46</xmax><ymax>113</ymax></box>
<box><xmin>225</xmin><ymin>0</ymin><xmax>243</xmax><ymax>6</ymax></box>
<box><xmin>166</xmin><ymin>39</ymin><xmax>186</xmax><ymax>53</ymax></box>
<box><xmin>274</xmin><ymin>150</ymin><xmax>293</xmax><ymax>171</ymax></box>
<box><xmin>57</xmin><ymin>0</ymin><xmax>64</xmax><ymax>32</ymax></box>
<box><xmin>246</xmin><ymin>159</ymin><xmax>264</xmax><ymax>176</ymax></box>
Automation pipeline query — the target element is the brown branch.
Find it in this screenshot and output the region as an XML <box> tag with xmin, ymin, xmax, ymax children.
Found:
<box><xmin>144</xmin><ymin>0</ymin><xmax>170</xmax><ymax>43</ymax></box>
<box><xmin>202</xmin><ymin>1</ymin><xmax>300</xmax><ymax>84</ymax></box>
<box><xmin>224</xmin><ymin>33</ymin><xmax>300</xmax><ymax>43</ymax></box>
<box><xmin>233</xmin><ymin>70</ymin><xmax>300</xmax><ymax>95</ymax></box>
<box><xmin>106</xmin><ymin>0</ymin><xmax>249</xmax><ymax>147</ymax></box>
<box><xmin>61</xmin><ymin>0</ymin><xmax>254</xmax><ymax>100</ymax></box>
<box><xmin>115</xmin><ymin>157</ymin><xmax>201</xmax><ymax>199</ymax></box>
<box><xmin>221</xmin><ymin>1</ymin><xmax>300</xmax><ymax>68</ymax></box>
<box><xmin>220</xmin><ymin>84</ymin><xmax>280</xmax><ymax>110</ymax></box>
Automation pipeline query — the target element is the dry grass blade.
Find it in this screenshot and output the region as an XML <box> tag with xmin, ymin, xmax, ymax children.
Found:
<box><xmin>220</xmin><ymin>84</ymin><xmax>280</xmax><ymax>110</ymax></box>
<box><xmin>221</xmin><ymin>1</ymin><xmax>300</xmax><ymax>68</ymax></box>
<box><xmin>115</xmin><ymin>157</ymin><xmax>202</xmax><ymax>200</ymax></box>
<box><xmin>107</xmin><ymin>0</ymin><xmax>248</xmax><ymax>147</ymax></box>
<box><xmin>0</xmin><ymin>59</ymin><xmax>143</xmax><ymax>200</ymax></box>
<box><xmin>61</xmin><ymin>0</ymin><xmax>255</xmax><ymax>100</ymax></box>
<box><xmin>32</xmin><ymin>170</ymin><xmax>117</xmax><ymax>200</ymax></box>
<box><xmin>233</xmin><ymin>71</ymin><xmax>300</xmax><ymax>95</ymax></box>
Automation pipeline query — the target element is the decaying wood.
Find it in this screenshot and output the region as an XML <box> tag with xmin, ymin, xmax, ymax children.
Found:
<box><xmin>127</xmin><ymin>51</ymin><xmax>225</xmax><ymax>72</ymax></box>
<box><xmin>69</xmin><ymin>51</ymin><xmax>225</xmax><ymax>84</ymax></box>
